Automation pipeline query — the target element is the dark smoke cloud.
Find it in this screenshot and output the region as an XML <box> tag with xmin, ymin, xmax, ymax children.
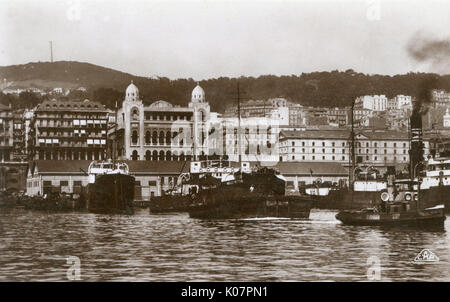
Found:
<box><xmin>407</xmin><ymin>32</ymin><xmax>450</xmax><ymax>73</ymax></box>
<box><xmin>406</xmin><ymin>32</ymin><xmax>449</xmax><ymax>115</ymax></box>
<box><xmin>409</xmin><ymin>38</ymin><xmax>450</xmax><ymax>62</ymax></box>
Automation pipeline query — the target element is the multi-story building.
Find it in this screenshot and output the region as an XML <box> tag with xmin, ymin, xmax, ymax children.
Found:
<box><xmin>388</xmin><ymin>95</ymin><xmax>413</xmax><ymax>111</ymax></box>
<box><xmin>353</xmin><ymin>108</ymin><xmax>374</xmax><ymax>127</ymax></box>
<box><xmin>327</xmin><ymin>107</ymin><xmax>350</xmax><ymax>127</ymax></box>
<box><xmin>32</xmin><ymin>98</ymin><xmax>109</xmax><ymax>160</ymax></box>
<box><xmin>12</xmin><ymin>110</ymin><xmax>26</xmax><ymax>162</ymax></box>
<box><xmin>355</xmin><ymin>95</ymin><xmax>388</xmax><ymax>111</ymax></box>
<box><xmin>432</xmin><ymin>89</ymin><xmax>450</xmax><ymax>108</ymax></box>
<box><xmin>207</xmin><ymin>115</ymin><xmax>280</xmax><ymax>162</ymax></box>
<box><xmin>0</xmin><ymin>104</ymin><xmax>28</xmax><ymax>192</ymax></box>
<box><xmin>279</xmin><ymin>129</ymin><xmax>430</xmax><ymax>173</ymax></box>
<box><xmin>279</xmin><ymin>130</ymin><xmax>350</xmax><ymax>163</ymax></box>
<box><xmin>115</xmin><ymin>81</ymin><xmax>210</xmax><ymax>161</ymax></box>
<box><xmin>0</xmin><ymin>103</ymin><xmax>13</xmax><ymax>162</ymax></box>
<box><xmin>224</xmin><ymin>98</ymin><xmax>306</xmax><ymax>126</ymax></box>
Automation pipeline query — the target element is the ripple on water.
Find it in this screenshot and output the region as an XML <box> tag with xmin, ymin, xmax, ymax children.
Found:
<box><xmin>0</xmin><ymin>209</ymin><xmax>449</xmax><ymax>281</ymax></box>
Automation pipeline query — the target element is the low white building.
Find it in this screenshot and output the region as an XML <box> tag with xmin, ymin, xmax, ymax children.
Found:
<box><xmin>26</xmin><ymin>160</ymin><xmax>190</xmax><ymax>201</ymax></box>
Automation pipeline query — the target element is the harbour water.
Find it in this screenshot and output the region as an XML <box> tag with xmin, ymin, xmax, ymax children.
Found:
<box><xmin>0</xmin><ymin>208</ymin><xmax>449</xmax><ymax>281</ymax></box>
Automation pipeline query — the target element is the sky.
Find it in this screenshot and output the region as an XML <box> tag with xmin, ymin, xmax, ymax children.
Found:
<box><xmin>1</xmin><ymin>0</ymin><xmax>450</xmax><ymax>80</ymax></box>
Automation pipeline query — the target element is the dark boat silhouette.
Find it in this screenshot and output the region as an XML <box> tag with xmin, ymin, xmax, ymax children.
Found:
<box><xmin>187</xmin><ymin>161</ymin><xmax>313</xmax><ymax>219</ymax></box>
<box><xmin>86</xmin><ymin>161</ymin><xmax>135</xmax><ymax>214</ymax></box>
<box><xmin>336</xmin><ymin>179</ymin><xmax>445</xmax><ymax>227</ymax></box>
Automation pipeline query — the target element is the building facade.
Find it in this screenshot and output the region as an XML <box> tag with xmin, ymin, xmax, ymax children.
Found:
<box><xmin>432</xmin><ymin>90</ymin><xmax>450</xmax><ymax>108</ymax></box>
<box><xmin>116</xmin><ymin>82</ymin><xmax>210</xmax><ymax>161</ymax></box>
<box><xmin>32</xmin><ymin>99</ymin><xmax>109</xmax><ymax>161</ymax></box>
<box><xmin>279</xmin><ymin>129</ymin><xmax>430</xmax><ymax>173</ymax></box>
<box><xmin>224</xmin><ymin>98</ymin><xmax>306</xmax><ymax>126</ymax></box>
<box><xmin>355</xmin><ymin>95</ymin><xmax>388</xmax><ymax>111</ymax></box>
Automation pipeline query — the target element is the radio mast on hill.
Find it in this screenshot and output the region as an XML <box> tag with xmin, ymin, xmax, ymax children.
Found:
<box><xmin>49</xmin><ymin>41</ymin><xmax>53</xmax><ymax>63</ymax></box>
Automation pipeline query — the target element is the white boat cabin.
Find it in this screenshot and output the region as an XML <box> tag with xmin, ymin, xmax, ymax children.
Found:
<box><xmin>88</xmin><ymin>161</ymin><xmax>130</xmax><ymax>184</ymax></box>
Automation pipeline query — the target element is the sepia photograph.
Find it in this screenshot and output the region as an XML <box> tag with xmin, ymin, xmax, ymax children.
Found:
<box><xmin>1</xmin><ymin>0</ymin><xmax>450</xmax><ymax>288</ymax></box>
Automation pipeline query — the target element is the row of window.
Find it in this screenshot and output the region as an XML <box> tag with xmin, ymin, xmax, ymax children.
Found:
<box><xmin>286</xmin><ymin>140</ymin><xmax>409</xmax><ymax>148</ymax></box>
<box><xmin>39</xmin><ymin>130</ymin><xmax>106</xmax><ymax>136</ymax></box>
<box><xmin>286</xmin><ymin>155</ymin><xmax>408</xmax><ymax>162</ymax></box>
<box><xmin>284</xmin><ymin>147</ymin><xmax>408</xmax><ymax>155</ymax></box>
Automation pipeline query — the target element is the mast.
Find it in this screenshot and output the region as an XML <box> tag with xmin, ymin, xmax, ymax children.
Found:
<box><xmin>349</xmin><ymin>99</ymin><xmax>355</xmax><ymax>189</ymax></box>
<box><xmin>237</xmin><ymin>82</ymin><xmax>242</xmax><ymax>165</ymax></box>
<box><xmin>113</xmin><ymin>100</ymin><xmax>118</xmax><ymax>166</ymax></box>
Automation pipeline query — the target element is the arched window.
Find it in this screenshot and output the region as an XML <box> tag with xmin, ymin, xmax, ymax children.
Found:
<box><xmin>152</xmin><ymin>150</ymin><xmax>158</xmax><ymax>161</ymax></box>
<box><xmin>132</xmin><ymin>130</ymin><xmax>138</xmax><ymax>145</ymax></box>
<box><xmin>145</xmin><ymin>150</ymin><xmax>151</xmax><ymax>160</ymax></box>
<box><xmin>145</xmin><ymin>131</ymin><xmax>151</xmax><ymax>145</ymax></box>
<box><xmin>166</xmin><ymin>151</ymin><xmax>172</xmax><ymax>161</ymax></box>
<box><xmin>159</xmin><ymin>150</ymin><xmax>165</xmax><ymax>161</ymax></box>
<box><xmin>131</xmin><ymin>108</ymin><xmax>139</xmax><ymax>120</ymax></box>
<box><xmin>152</xmin><ymin>131</ymin><xmax>158</xmax><ymax>144</ymax></box>
<box><xmin>166</xmin><ymin>131</ymin><xmax>171</xmax><ymax>145</ymax></box>
<box><xmin>132</xmin><ymin>150</ymin><xmax>139</xmax><ymax>160</ymax></box>
<box><xmin>180</xmin><ymin>152</ymin><xmax>185</xmax><ymax>162</ymax></box>
<box><xmin>159</xmin><ymin>131</ymin><xmax>164</xmax><ymax>144</ymax></box>
<box><xmin>173</xmin><ymin>152</ymin><xmax>179</xmax><ymax>161</ymax></box>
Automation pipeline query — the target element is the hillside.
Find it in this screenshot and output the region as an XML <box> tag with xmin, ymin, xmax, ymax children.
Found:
<box><xmin>1</xmin><ymin>61</ymin><xmax>450</xmax><ymax>112</ymax></box>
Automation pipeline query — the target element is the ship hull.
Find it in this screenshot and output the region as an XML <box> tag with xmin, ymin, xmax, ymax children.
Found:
<box><xmin>149</xmin><ymin>195</ymin><xmax>190</xmax><ymax>213</ymax></box>
<box><xmin>419</xmin><ymin>186</ymin><xmax>450</xmax><ymax>213</ymax></box>
<box><xmin>188</xmin><ymin>186</ymin><xmax>312</xmax><ymax>219</ymax></box>
<box><xmin>312</xmin><ymin>189</ymin><xmax>384</xmax><ymax>210</ymax></box>
<box><xmin>311</xmin><ymin>186</ymin><xmax>450</xmax><ymax>213</ymax></box>
<box><xmin>87</xmin><ymin>173</ymin><xmax>135</xmax><ymax>214</ymax></box>
<box><xmin>336</xmin><ymin>210</ymin><xmax>446</xmax><ymax>227</ymax></box>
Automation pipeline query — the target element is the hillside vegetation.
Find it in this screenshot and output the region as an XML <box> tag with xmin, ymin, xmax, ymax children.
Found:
<box><xmin>1</xmin><ymin>61</ymin><xmax>450</xmax><ymax>112</ymax></box>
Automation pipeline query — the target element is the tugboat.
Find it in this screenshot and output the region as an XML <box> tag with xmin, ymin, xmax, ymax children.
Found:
<box><xmin>187</xmin><ymin>161</ymin><xmax>313</xmax><ymax>219</ymax></box>
<box><xmin>335</xmin><ymin>179</ymin><xmax>445</xmax><ymax>227</ymax></box>
<box><xmin>336</xmin><ymin>102</ymin><xmax>447</xmax><ymax>227</ymax></box>
<box><xmin>86</xmin><ymin>160</ymin><xmax>135</xmax><ymax>214</ymax></box>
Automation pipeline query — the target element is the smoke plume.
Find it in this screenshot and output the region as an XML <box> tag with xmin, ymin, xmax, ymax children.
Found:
<box><xmin>407</xmin><ymin>32</ymin><xmax>450</xmax><ymax>74</ymax></box>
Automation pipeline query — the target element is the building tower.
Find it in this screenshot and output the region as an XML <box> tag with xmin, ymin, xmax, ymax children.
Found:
<box><xmin>121</xmin><ymin>81</ymin><xmax>144</xmax><ymax>159</ymax></box>
<box><xmin>189</xmin><ymin>83</ymin><xmax>210</xmax><ymax>159</ymax></box>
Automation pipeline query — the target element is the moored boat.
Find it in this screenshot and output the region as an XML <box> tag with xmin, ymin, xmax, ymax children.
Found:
<box><xmin>187</xmin><ymin>161</ymin><xmax>313</xmax><ymax>219</ymax></box>
<box><xmin>86</xmin><ymin>160</ymin><xmax>135</xmax><ymax>214</ymax></box>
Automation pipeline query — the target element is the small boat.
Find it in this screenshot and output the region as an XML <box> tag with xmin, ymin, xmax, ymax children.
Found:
<box><xmin>86</xmin><ymin>160</ymin><xmax>135</xmax><ymax>214</ymax></box>
<box><xmin>336</xmin><ymin>179</ymin><xmax>446</xmax><ymax>227</ymax></box>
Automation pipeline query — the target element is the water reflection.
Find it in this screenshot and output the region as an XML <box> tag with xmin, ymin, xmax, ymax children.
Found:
<box><xmin>0</xmin><ymin>208</ymin><xmax>448</xmax><ymax>281</ymax></box>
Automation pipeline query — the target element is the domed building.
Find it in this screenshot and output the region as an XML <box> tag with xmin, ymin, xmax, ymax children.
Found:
<box><xmin>191</xmin><ymin>83</ymin><xmax>205</xmax><ymax>103</ymax></box>
<box><xmin>116</xmin><ymin>81</ymin><xmax>211</xmax><ymax>164</ymax></box>
<box><xmin>125</xmin><ymin>80</ymin><xmax>139</xmax><ymax>101</ymax></box>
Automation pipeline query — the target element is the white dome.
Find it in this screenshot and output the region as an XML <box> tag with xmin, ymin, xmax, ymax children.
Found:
<box><xmin>191</xmin><ymin>83</ymin><xmax>205</xmax><ymax>103</ymax></box>
<box><xmin>126</xmin><ymin>80</ymin><xmax>139</xmax><ymax>99</ymax></box>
